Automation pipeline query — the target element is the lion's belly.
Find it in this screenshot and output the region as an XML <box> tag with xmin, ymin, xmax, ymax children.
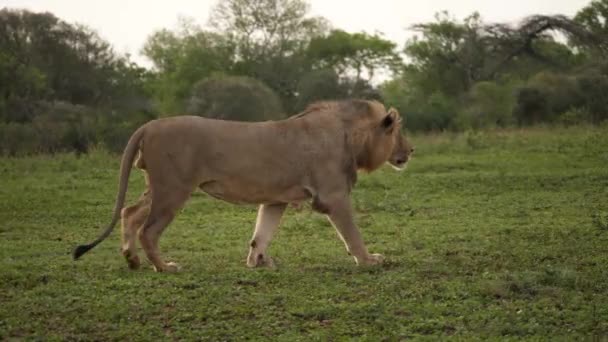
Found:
<box><xmin>199</xmin><ymin>180</ymin><xmax>310</xmax><ymax>205</ymax></box>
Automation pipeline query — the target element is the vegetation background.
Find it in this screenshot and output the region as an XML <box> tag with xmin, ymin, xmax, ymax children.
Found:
<box><xmin>1</xmin><ymin>0</ymin><xmax>608</xmax><ymax>154</ymax></box>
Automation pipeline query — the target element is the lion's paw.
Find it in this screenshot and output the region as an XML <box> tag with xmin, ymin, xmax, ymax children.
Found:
<box><xmin>247</xmin><ymin>252</ymin><xmax>275</xmax><ymax>268</ymax></box>
<box><xmin>126</xmin><ymin>255</ymin><xmax>141</xmax><ymax>270</ymax></box>
<box><xmin>154</xmin><ymin>262</ymin><xmax>181</xmax><ymax>273</ymax></box>
<box><xmin>357</xmin><ymin>253</ymin><xmax>385</xmax><ymax>266</ymax></box>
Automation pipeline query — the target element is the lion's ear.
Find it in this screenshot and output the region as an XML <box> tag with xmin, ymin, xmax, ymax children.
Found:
<box><xmin>390</xmin><ymin>107</ymin><xmax>404</xmax><ymax>123</ymax></box>
<box><xmin>381</xmin><ymin>109</ymin><xmax>399</xmax><ymax>132</ymax></box>
<box><xmin>388</xmin><ymin>108</ymin><xmax>402</xmax><ymax>121</ymax></box>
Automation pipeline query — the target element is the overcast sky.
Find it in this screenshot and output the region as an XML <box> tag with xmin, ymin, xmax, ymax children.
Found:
<box><xmin>3</xmin><ymin>0</ymin><xmax>591</xmax><ymax>67</ymax></box>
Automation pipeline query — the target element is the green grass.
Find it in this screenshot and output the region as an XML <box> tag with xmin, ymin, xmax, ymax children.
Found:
<box><xmin>1</xmin><ymin>126</ymin><xmax>607</xmax><ymax>340</ymax></box>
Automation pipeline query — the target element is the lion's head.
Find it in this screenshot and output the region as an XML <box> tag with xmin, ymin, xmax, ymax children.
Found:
<box><xmin>355</xmin><ymin>104</ymin><xmax>414</xmax><ymax>172</ymax></box>
<box><xmin>385</xmin><ymin>108</ymin><xmax>414</xmax><ymax>171</ymax></box>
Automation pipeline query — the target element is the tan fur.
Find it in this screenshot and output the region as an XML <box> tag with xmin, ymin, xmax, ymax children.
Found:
<box><xmin>74</xmin><ymin>99</ymin><xmax>414</xmax><ymax>272</ymax></box>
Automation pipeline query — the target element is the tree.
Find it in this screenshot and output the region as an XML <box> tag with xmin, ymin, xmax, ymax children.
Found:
<box><xmin>0</xmin><ymin>9</ymin><xmax>148</xmax><ymax>122</ymax></box>
<box><xmin>381</xmin><ymin>78</ymin><xmax>456</xmax><ymax>131</ymax></box>
<box><xmin>208</xmin><ymin>0</ymin><xmax>329</xmax><ymax>111</ymax></box>
<box><xmin>403</xmin><ymin>11</ymin><xmax>598</xmax><ymax>98</ymax></box>
<box><xmin>574</xmin><ymin>0</ymin><xmax>608</xmax><ymax>57</ymax></box>
<box><xmin>460</xmin><ymin>81</ymin><xmax>516</xmax><ymax>128</ymax></box>
<box><xmin>142</xmin><ymin>18</ymin><xmax>236</xmax><ymax>113</ymax></box>
<box><xmin>386</xmin><ymin>9</ymin><xmax>608</xmax><ymax>131</ymax></box>
<box><xmin>294</xmin><ymin>69</ymin><xmax>345</xmax><ymax>111</ymax></box>
<box><xmin>209</xmin><ymin>0</ymin><xmax>327</xmax><ymax>60</ymax></box>
<box><xmin>404</xmin><ymin>12</ymin><xmax>487</xmax><ymax>97</ymax></box>
<box><xmin>307</xmin><ymin>30</ymin><xmax>400</xmax><ymax>82</ymax></box>
<box><xmin>576</xmin><ymin>73</ymin><xmax>608</xmax><ymax>123</ymax></box>
<box><xmin>513</xmin><ymin>87</ymin><xmax>549</xmax><ymax>125</ymax></box>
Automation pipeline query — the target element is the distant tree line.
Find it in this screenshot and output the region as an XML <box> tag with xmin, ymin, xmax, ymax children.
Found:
<box><xmin>1</xmin><ymin>0</ymin><xmax>607</xmax><ymax>155</ymax></box>
<box><xmin>383</xmin><ymin>8</ymin><xmax>608</xmax><ymax>131</ymax></box>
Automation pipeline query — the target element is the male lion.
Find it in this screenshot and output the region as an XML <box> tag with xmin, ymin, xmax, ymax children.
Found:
<box><xmin>73</xmin><ymin>100</ymin><xmax>414</xmax><ymax>272</ymax></box>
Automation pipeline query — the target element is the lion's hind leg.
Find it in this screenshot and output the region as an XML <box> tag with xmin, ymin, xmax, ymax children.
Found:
<box><xmin>138</xmin><ymin>186</ymin><xmax>190</xmax><ymax>272</ymax></box>
<box><xmin>120</xmin><ymin>191</ymin><xmax>151</xmax><ymax>270</ymax></box>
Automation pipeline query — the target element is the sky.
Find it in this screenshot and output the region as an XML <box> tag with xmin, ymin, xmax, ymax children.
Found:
<box><xmin>3</xmin><ymin>0</ymin><xmax>591</xmax><ymax>68</ymax></box>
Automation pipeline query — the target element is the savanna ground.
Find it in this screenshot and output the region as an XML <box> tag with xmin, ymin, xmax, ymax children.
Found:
<box><xmin>1</xmin><ymin>126</ymin><xmax>607</xmax><ymax>340</ymax></box>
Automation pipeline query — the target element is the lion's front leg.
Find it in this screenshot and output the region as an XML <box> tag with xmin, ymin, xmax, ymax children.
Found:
<box><xmin>247</xmin><ymin>203</ymin><xmax>287</xmax><ymax>268</ymax></box>
<box><xmin>323</xmin><ymin>194</ymin><xmax>384</xmax><ymax>266</ymax></box>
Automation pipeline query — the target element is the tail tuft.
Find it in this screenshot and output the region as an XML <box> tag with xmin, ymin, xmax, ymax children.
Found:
<box><xmin>73</xmin><ymin>244</ymin><xmax>95</xmax><ymax>260</ymax></box>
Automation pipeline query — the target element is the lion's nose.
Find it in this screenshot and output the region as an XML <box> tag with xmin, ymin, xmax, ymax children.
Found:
<box><xmin>410</xmin><ymin>147</ymin><xmax>415</xmax><ymax>153</ymax></box>
<box><xmin>396</xmin><ymin>158</ymin><xmax>406</xmax><ymax>164</ymax></box>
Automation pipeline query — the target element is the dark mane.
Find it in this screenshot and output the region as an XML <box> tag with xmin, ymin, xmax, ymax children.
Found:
<box><xmin>288</xmin><ymin>99</ymin><xmax>375</xmax><ymax>120</ymax></box>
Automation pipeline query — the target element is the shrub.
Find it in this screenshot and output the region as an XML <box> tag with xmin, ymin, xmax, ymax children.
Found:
<box><xmin>0</xmin><ymin>122</ymin><xmax>39</xmax><ymax>156</ymax></box>
<box><xmin>460</xmin><ymin>81</ymin><xmax>516</xmax><ymax>128</ymax></box>
<box><xmin>187</xmin><ymin>76</ymin><xmax>284</xmax><ymax>121</ymax></box>
<box><xmin>294</xmin><ymin>69</ymin><xmax>346</xmax><ymax>111</ymax></box>
<box><xmin>513</xmin><ymin>87</ymin><xmax>549</xmax><ymax>125</ymax></box>
<box><xmin>576</xmin><ymin>74</ymin><xmax>608</xmax><ymax>123</ymax></box>
<box><xmin>558</xmin><ymin>107</ymin><xmax>591</xmax><ymax>126</ymax></box>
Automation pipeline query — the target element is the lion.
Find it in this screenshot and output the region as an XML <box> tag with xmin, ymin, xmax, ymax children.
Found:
<box><xmin>73</xmin><ymin>99</ymin><xmax>414</xmax><ymax>272</ymax></box>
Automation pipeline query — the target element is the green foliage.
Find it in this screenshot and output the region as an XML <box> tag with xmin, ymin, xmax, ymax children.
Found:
<box><xmin>4</xmin><ymin>0</ymin><xmax>608</xmax><ymax>153</ymax></box>
<box><xmin>307</xmin><ymin>30</ymin><xmax>400</xmax><ymax>81</ymax></box>
<box><xmin>294</xmin><ymin>69</ymin><xmax>346</xmax><ymax>111</ymax></box>
<box><xmin>208</xmin><ymin>0</ymin><xmax>328</xmax><ymax>111</ymax></box>
<box><xmin>409</xmin><ymin>92</ymin><xmax>456</xmax><ymax>131</ymax></box>
<box><xmin>393</xmin><ymin>9</ymin><xmax>607</xmax><ymax>131</ymax></box>
<box><xmin>558</xmin><ymin>107</ymin><xmax>591</xmax><ymax>126</ymax></box>
<box><xmin>0</xmin><ymin>101</ymin><xmax>152</xmax><ymax>156</ymax></box>
<box><xmin>459</xmin><ymin>81</ymin><xmax>517</xmax><ymax>129</ymax></box>
<box><xmin>574</xmin><ymin>0</ymin><xmax>608</xmax><ymax>57</ymax></box>
<box><xmin>0</xmin><ymin>9</ymin><xmax>148</xmax><ymax>114</ymax></box>
<box><xmin>209</xmin><ymin>0</ymin><xmax>327</xmax><ymax>52</ymax></box>
<box><xmin>527</xmin><ymin>72</ymin><xmax>583</xmax><ymax>117</ymax></box>
<box><xmin>186</xmin><ymin>76</ymin><xmax>284</xmax><ymax>121</ymax></box>
<box><xmin>592</xmin><ymin>211</ymin><xmax>608</xmax><ymax>231</ymax></box>
<box><xmin>0</xmin><ymin>102</ymin><xmax>94</xmax><ymax>155</ymax></box>
<box><xmin>512</xmin><ymin>71</ymin><xmax>607</xmax><ymax>126</ymax></box>
<box><xmin>142</xmin><ymin>19</ymin><xmax>235</xmax><ymax>113</ymax></box>
<box><xmin>0</xmin><ymin>122</ymin><xmax>38</xmax><ymax>156</ymax></box>
<box><xmin>404</xmin><ymin>12</ymin><xmax>487</xmax><ymax>97</ymax></box>
<box><xmin>381</xmin><ymin>78</ymin><xmax>456</xmax><ymax>132</ymax></box>
<box><xmin>0</xmin><ymin>8</ymin><xmax>153</xmax><ymax>155</ymax></box>
<box><xmin>513</xmin><ymin>86</ymin><xmax>549</xmax><ymax>125</ymax></box>
<box><xmin>576</xmin><ymin>72</ymin><xmax>608</xmax><ymax>123</ymax></box>
<box><xmin>1</xmin><ymin>127</ymin><xmax>607</xmax><ymax>339</ymax></box>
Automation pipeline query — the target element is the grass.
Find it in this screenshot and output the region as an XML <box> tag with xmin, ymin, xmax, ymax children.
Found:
<box><xmin>1</xmin><ymin>125</ymin><xmax>607</xmax><ymax>340</ymax></box>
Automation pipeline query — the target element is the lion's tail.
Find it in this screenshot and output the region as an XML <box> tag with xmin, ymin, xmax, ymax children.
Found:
<box><xmin>73</xmin><ymin>125</ymin><xmax>145</xmax><ymax>260</ymax></box>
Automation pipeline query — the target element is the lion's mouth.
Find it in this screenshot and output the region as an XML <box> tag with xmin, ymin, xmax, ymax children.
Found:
<box><xmin>389</xmin><ymin>161</ymin><xmax>407</xmax><ymax>171</ymax></box>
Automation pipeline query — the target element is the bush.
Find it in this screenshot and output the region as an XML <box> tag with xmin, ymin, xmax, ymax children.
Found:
<box><xmin>187</xmin><ymin>76</ymin><xmax>285</xmax><ymax>121</ymax></box>
<box><xmin>529</xmin><ymin>72</ymin><xmax>583</xmax><ymax>117</ymax></box>
<box><xmin>576</xmin><ymin>74</ymin><xmax>608</xmax><ymax>123</ymax></box>
<box><xmin>558</xmin><ymin>107</ymin><xmax>591</xmax><ymax>126</ymax></box>
<box><xmin>0</xmin><ymin>101</ymin><xmax>99</xmax><ymax>155</ymax></box>
<box><xmin>513</xmin><ymin>87</ymin><xmax>549</xmax><ymax>125</ymax></box>
<box><xmin>0</xmin><ymin>122</ymin><xmax>39</xmax><ymax>156</ymax></box>
<box><xmin>381</xmin><ymin>78</ymin><xmax>457</xmax><ymax>132</ymax></box>
<box><xmin>95</xmin><ymin>120</ymin><xmax>140</xmax><ymax>153</ymax></box>
<box><xmin>0</xmin><ymin>100</ymin><xmax>154</xmax><ymax>156</ymax></box>
<box><xmin>34</xmin><ymin>101</ymin><xmax>98</xmax><ymax>154</ymax></box>
<box><xmin>342</xmin><ymin>78</ymin><xmax>383</xmax><ymax>102</ymax></box>
<box><xmin>460</xmin><ymin>81</ymin><xmax>516</xmax><ymax>129</ymax></box>
<box><xmin>294</xmin><ymin>69</ymin><xmax>346</xmax><ymax>111</ymax></box>
<box><xmin>407</xmin><ymin>92</ymin><xmax>456</xmax><ymax>132</ymax></box>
